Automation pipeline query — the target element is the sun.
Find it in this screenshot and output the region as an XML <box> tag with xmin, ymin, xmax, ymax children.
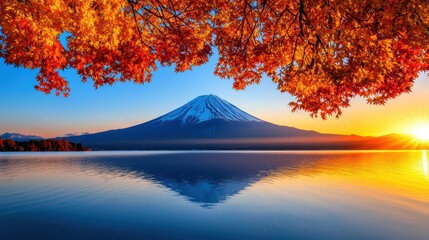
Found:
<box><xmin>411</xmin><ymin>124</ymin><xmax>429</xmax><ymax>141</ymax></box>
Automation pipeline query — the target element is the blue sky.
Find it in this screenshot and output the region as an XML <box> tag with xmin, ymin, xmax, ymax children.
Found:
<box><xmin>1</xmin><ymin>55</ymin><xmax>429</xmax><ymax>138</ymax></box>
<box><xmin>0</xmin><ymin>55</ymin><xmax>296</xmax><ymax>137</ymax></box>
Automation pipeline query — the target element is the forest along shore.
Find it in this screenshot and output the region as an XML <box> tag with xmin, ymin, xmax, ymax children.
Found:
<box><xmin>0</xmin><ymin>139</ymin><xmax>91</xmax><ymax>151</ymax></box>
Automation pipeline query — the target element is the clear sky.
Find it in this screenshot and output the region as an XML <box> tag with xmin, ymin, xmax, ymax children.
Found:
<box><xmin>1</xmin><ymin>55</ymin><xmax>428</xmax><ymax>138</ymax></box>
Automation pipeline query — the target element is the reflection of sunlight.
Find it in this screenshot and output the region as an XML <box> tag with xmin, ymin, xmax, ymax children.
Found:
<box><xmin>423</xmin><ymin>150</ymin><xmax>428</xmax><ymax>180</ymax></box>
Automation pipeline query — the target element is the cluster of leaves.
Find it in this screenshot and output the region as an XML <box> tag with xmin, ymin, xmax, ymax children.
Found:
<box><xmin>0</xmin><ymin>138</ymin><xmax>91</xmax><ymax>151</ymax></box>
<box><xmin>1</xmin><ymin>0</ymin><xmax>428</xmax><ymax>118</ymax></box>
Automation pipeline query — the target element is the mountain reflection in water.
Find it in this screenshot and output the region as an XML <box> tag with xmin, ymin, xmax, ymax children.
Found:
<box><xmin>77</xmin><ymin>152</ymin><xmax>319</xmax><ymax>207</ymax></box>
<box><xmin>1</xmin><ymin>151</ymin><xmax>429</xmax><ymax>240</ymax></box>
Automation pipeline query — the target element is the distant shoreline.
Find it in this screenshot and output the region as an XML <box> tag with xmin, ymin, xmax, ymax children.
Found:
<box><xmin>0</xmin><ymin>139</ymin><xmax>91</xmax><ymax>152</ymax></box>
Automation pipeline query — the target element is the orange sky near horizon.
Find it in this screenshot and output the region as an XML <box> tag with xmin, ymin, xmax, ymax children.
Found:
<box><xmin>264</xmin><ymin>73</ymin><xmax>429</xmax><ymax>137</ymax></box>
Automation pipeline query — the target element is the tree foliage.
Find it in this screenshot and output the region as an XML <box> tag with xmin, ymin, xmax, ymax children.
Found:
<box><xmin>1</xmin><ymin>0</ymin><xmax>428</xmax><ymax>118</ymax></box>
<box><xmin>0</xmin><ymin>138</ymin><xmax>91</xmax><ymax>151</ymax></box>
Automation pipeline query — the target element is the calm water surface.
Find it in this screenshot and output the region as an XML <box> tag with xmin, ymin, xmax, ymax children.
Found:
<box><xmin>1</xmin><ymin>150</ymin><xmax>428</xmax><ymax>239</ymax></box>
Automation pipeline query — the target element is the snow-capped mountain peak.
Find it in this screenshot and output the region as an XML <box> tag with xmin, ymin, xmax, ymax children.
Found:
<box><xmin>155</xmin><ymin>95</ymin><xmax>262</xmax><ymax>125</ymax></box>
<box><xmin>0</xmin><ymin>132</ymin><xmax>44</xmax><ymax>141</ymax></box>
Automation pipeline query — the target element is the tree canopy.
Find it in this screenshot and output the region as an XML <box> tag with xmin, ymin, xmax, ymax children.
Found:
<box><xmin>0</xmin><ymin>138</ymin><xmax>90</xmax><ymax>151</ymax></box>
<box><xmin>1</xmin><ymin>0</ymin><xmax>428</xmax><ymax>118</ymax></box>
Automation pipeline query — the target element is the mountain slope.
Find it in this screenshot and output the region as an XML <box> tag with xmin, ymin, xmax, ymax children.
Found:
<box><xmin>0</xmin><ymin>132</ymin><xmax>44</xmax><ymax>141</ymax></box>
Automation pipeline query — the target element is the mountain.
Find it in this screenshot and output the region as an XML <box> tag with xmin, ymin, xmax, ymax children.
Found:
<box><xmin>61</xmin><ymin>132</ymin><xmax>91</xmax><ymax>138</ymax></box>
<box><xmin>65</xmin><ymin>94</ymin><xmax>418</xmax><ymax>150</ymax></box>
<box><xmin>0</xmin><ymin>132</ymin><xmax>44</xmax><ymax>141</ymax></box>
<box><xmin>65</xmin><ymin>95</ymin><xmax>336</xmax><ymax>149</ymax></box>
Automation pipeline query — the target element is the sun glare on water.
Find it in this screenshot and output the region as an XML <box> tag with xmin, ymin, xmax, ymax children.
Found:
<box><xmin>411</xmin><ymin>124</ymin><xmax>429</xmax><ymax>141</ymax></box>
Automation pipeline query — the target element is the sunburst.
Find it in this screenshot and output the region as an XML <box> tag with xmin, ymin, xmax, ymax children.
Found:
<box><xmin>411</xmin><ymin>124</ymin><xmax>429</xmax><ymax>141</ymax></box>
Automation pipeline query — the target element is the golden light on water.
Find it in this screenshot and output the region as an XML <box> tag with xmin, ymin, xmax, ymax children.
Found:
<box><xmin>423</xmin><ymin>150</ymin><xmax>428</xmax><ymax>180</ymax></box>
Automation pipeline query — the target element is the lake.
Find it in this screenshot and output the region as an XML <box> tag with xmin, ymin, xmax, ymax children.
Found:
<box><xmin>1</xmin><ymin>151</ymin><xmax>428</xmax><ymax>239</ymax></box>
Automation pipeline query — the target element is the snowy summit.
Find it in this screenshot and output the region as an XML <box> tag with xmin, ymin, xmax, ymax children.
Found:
<box><xmin>156</xmin><ymin>94</ymin><xmax>262</xmax><ymax>125</ymax></box>
<box><xmin>0</xmin><ymin>132</ymin><xmax>43</xmax><ymax>141</ymax></box>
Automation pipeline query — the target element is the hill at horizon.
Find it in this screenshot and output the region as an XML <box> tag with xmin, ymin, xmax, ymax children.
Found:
<box><xmin>0</xmin><ymin>132</ymin><xmax>44</xmax><ymax>141</ymax></box>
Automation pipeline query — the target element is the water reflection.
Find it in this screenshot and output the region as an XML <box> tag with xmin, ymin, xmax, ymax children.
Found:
<box><xmin>423</xmin><ymin>150</ymin><xmax>428</xmax><ymax>180</ymax></box>
<box><xmin>1</xmin><ymin>151</ymin><xmax>429</xmax><ymax>239</ymax></box>
<box><xmin>77</xmin><ymin>152</ymin><xmax>317</xmax><ymax>207</ymax></box>
<box><xmin>2</xmin><ymin>151</ymin><xmax>428</xmax><ymax>208</ymax></box>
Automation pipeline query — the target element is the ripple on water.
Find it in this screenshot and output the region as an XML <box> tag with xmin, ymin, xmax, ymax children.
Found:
<box><xmin>0</xmin><ymin>151</ymin><xmax>429</xmax><ymax>239</ymax></box>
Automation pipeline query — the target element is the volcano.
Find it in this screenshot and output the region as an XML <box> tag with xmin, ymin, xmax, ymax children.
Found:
<box><xmin>65</xmin><ymin>95</ymin><xmax>365</xmax><ymax>150</ymax></box>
